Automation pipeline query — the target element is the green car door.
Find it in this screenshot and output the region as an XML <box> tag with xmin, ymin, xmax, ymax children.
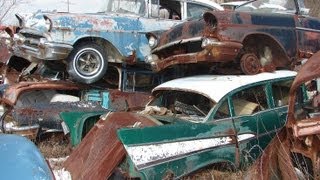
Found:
<box><xmin>118</xmin><ymin>119</ymin><xmax>238</xmax><ymax>179</ymax></box>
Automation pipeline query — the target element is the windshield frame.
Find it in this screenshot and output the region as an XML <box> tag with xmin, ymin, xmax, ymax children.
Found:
<box><xmin>235</xmin><ymin>0</ymin><xmax>299</xmax><ymax>15</ymax></box>
<box><xmin>147</xmin><ymin>89</ymin><xmax>217</xmax><ymax>122</ymax></box>
<box><xmin>103</xmin><ymin>0</ymin><xmax>147</xmax><ymax>15</ymax></box>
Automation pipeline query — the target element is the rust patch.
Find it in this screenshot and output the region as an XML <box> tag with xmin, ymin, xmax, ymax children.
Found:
<box><xmin>63</xmin><ymin>112</ymin><xmax>157</xmax><ymax>179</ymax></box>
<box><xmin>151</xmin><ymin>42</ymin><xmax>243</xmax><ymax>72</ymax></box>
<box><xmin>1</xmin><ymin>81</ymin><xmax>85</xmax><ymax>106</ymax></box>
<box><xmin>108</xmin><ymin>89</ymin><xmax>151</xmax><ymax>111</ymax></box>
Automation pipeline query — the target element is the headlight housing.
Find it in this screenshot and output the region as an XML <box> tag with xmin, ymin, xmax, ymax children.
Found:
<box><xmin>201</xmin><ymin>38</ymin><xmax>218</xmax><ymax>48</ymax></box>
<box><xmin>148</xmin><ymin>36</ymin><xmax>158</xmax><ymax>49</ymax></box>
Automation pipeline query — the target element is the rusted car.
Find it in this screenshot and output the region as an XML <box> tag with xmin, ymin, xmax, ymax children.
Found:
<box><xmin>0</xmin><ymin>68</ymin><xmax>158</xmax><ymax>140</ymax></box>
<box><xmin>64</xmin><ymin>70</ymin><xmax>299</xmax><ymax>179</ymax></box>
<box><xmin>246</xmin><ymin>51</ymin><xmax>320</xmax><ymax>179</ymax></box>
<box><xmin>1</xmin><ymin>0</ymin><xmax>222</xmax><ymax>84</ymax></box>
<box><xmin>146</xmin><ymin>0</ymin><xmax>319</xmax><ymax>75</ymax></box>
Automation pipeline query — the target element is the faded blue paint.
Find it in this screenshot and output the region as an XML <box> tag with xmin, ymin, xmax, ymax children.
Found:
<box><xmin>0</xmin><ymin>134</ymin><xmax>53</xmax><ymax>180</ymax></box>
<box><xmin>43</xmin><ymin>12</ymin><xmax>178</xmax><ymax>61</ymax></box>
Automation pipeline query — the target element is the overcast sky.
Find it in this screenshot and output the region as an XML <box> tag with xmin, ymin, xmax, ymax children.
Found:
<box><xmin>3</xmin><ymin>0</ymin><xmax>105</xmax><ymax>24</ymax></box>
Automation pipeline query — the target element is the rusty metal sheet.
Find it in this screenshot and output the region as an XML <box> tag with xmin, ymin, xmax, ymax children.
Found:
<box><xmin>287</xmin><ymin>51</ymin><xmax>320</xmax><ymax>120</ymax></box>
<box><xmin>1</xmin><ymin>81</ymin><xmax>86</xmax><ymax>106</ymax></box>
<box><xmin>63</xmin><ymin>112</ymin><xmax>157</xmax><ymax>180</ymax></box>
<box><xmin>108</xmin><ymin>89</ymin><xmax>151</xmax><ymax>111</ymax></box>
<box><xmin>245</xmin><ymin>129</ymin><xmax>298</xmax><ymax>179</ymax></box>
<box><xmin>151</xmin><ymin>42</ymin><xmax>243</xmax><ymax>72</ymax></box>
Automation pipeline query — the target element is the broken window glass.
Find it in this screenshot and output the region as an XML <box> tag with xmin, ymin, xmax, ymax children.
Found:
<box><xmin>106</xmin><ymin>0</ymin><xmax>146</xmax><ymax>15</ymax></box>
<box><xmin>232</xmin><ymin>85</ymin><xmax>268</xmax><ymax>116</ymax></box>
<box><xmin>214</xmin><ymin>100</ymin><xmax>230</xmax><ymax>119</ymax></box>
<box><xmin>150</xmin><ymin>90</ymin><xmax>215</xmax><ymax>118</ymax></box>
<box><xmin>272</xmin><ymin>79</ymin><xmax>292</xmax><ymax>107</ymax></box>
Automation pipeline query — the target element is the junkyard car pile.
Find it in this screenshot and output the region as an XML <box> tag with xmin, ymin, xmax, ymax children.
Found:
<box><xmin>1</xmin><ymin>0</ymin><xmax>320</xmax><ymax>179</ymax></box>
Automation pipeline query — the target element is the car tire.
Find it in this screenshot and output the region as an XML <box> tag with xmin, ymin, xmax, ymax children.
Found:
<box><xmin>240</xmin><ymin>53</ymin><xmax>261</xmax><ymax>75</ymax></box>
<box><xmin>67</xmin><ymin>43</ymin><xmax>108</xmax><ymax>84</ymax></box>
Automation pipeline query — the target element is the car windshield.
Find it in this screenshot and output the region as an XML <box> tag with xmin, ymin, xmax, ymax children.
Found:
<box><xmin>146</xmin><ymin>90</ymin><xmax>216</xmax><ymax>121</ymax></box>
<box><xmin>101</xmin><ymin>0</ymin><xmax>146</xmax><ymax>15</ymax></box>
<box><xmin>236</xmin><ymin>0</ymin><xmax>298</xmax><ymax>14</ymax></box>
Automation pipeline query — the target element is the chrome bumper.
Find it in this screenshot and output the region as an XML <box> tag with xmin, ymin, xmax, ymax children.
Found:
<box><xmin>2</xmin><ymin>33</ymin><xmax>73</xmax><ymax>62</ymax></box>
<box><xmin>4</xmin><ymin>124</ymin><xmax>40</xmax><ymax>140</ymax></box>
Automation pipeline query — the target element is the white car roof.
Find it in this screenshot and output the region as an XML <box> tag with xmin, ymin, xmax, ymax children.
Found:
<box><xmin>153</xmin><ymin>70</ymin><xmax>297</xmax><ymax>103</ymax></box>
<box><xmin>192</xmin><ymin>0</ymin><xmax>224</xmax><ymax>10</ymax></box>
<box><xmin>220</xmin><ymin>1</ymin><xmax>247</xmax><ymax>6</ymax></box>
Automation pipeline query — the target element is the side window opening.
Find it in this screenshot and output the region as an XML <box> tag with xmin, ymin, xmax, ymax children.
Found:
<box><xmin>214</xmin><ymin>100</ymin><xmax>230</xmax><ymax>119</ymax></box>
<box><xmin>151</xmin><ymin>0</ymin><xmax>181</xmax><ymax>19</ymax></box>
<box><xmin>272</xmin><ymin>80</ymin><xmax>292</xmax><ymax>107</ymax></box>
<box><xmin>187</xmin><ymin>3</ymin><xmax>212</xmax><ymax>19</ymax></box>
<box><xmin>232</xmin><ymin>85</ymin><xmax>268</xmax><ymax>116</ymax></box>
<box><xmin>150</xmin><ymin>91</ymin><xmax>215</xmax><ymax>118</ymax></box>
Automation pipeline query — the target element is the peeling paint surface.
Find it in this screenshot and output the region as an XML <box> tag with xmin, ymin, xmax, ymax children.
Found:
<box><xmin>125</xmin><ymin>133</ymin><xmax>255</xmax><ymax>170</ymax></box>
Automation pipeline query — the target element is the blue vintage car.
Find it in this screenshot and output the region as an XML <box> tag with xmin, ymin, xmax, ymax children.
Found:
<box><xmin>0</xmin><ymin>134</ymin><xmax>54</xmax><ymax>179</ymax></box>
<box><xmin>3</xmin><ymin>0</ymin><xmax>222</xmax><ymax>84</ymax></box>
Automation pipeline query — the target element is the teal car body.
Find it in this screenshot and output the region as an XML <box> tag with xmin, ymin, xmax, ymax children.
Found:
<box><xmin>115</xmin><ymin>70</ymin><xmax>299</xmax><ymax>179</ymax></box>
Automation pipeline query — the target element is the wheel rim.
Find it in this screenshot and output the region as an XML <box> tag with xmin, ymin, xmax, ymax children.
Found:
<box><xmin>240</xmin><ymin>53</ymin><xmax>261</xmax><ymax>75</ymax></box>
<box><xmin>74</xmin><ymin>48</ymin><xmax>103</xmax><ymax>77</ymax></box>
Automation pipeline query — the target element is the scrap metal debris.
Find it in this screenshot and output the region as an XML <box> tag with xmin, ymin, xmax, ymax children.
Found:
<box><xmin>63</xmin><ymin>112</ymin><xmax>158</xmax><ymax>180</ymax></box>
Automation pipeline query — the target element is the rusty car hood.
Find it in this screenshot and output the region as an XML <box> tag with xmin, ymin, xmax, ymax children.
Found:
<box><xmin>0</xmin><ymin>81</ymin><xmax>86</xmax><ymax>106</ymax></box>
<box><xmin>150</xmin><ymin>18</ymin><xmax>206</xmax><ymax>53</ymax></box>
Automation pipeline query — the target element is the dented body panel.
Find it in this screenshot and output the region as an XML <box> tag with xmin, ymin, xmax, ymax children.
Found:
<box><xmin>147</xmin><ymin>0</ymin><xmax>320</xmax><ymax>73</ymax></box>
<box><xmin>64</xmin><ymin>112</ymin><xmax>158</xmax><ymax>180</ymax></box>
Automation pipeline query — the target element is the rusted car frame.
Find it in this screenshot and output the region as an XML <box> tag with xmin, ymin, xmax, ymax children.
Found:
<box><xmin>246</xmin><ymin>50</ymin><xmax>320</xmax><ymax>179</ymax></box>
<box><xmin>0</xmin><ymin>66</ymin><xmax>156</xmax><ymax>140</ymax></box>
<box><xmin>146</xmin><ymin>0</ymin><xmax>320</xmax><ymax>75</ymax></box>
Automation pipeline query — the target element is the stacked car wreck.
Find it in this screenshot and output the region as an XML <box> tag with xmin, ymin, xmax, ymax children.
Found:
<box><xmin>146</xmin><ymin>0</ymin><xmax>320</xmax><ymax>75</ymax></box>
<box><xmin>1</xmin><ymin>0</ymin><xmax>320</xmax><ymax>179</ymax></box>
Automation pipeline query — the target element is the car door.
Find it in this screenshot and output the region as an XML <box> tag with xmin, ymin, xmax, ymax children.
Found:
<box><xmin>270</xmin><ymin>78</ymin><xmax>294</xmax><ymax>127</ymax></box>
<box><xmin>230</xmin><ymin>83</ymin><xmax>279</xmax><ymax>165</ymax></box>
<box><xmin>295</xmin><ymin>0</ymin><xmax>320</xmax><ymax>58</ymax></box>
<box><xmin>118</xmin><ymin>121</ymin><xmax>237</xmax><ymax>178</ymax></box>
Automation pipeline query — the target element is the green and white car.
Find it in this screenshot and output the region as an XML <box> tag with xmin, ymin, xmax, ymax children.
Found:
<box><xmin>63</xmin><ymin>70</ymin><xmax>304</xmax><ymax>179</ymax></box>
<box><xmin>115</xmin><ymin>70</ymin><xmax>299</xmax><ymax>178</ymax></box>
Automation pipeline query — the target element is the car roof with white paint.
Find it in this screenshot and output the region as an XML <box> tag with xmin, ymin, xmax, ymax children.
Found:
<box><xmin>191</xmin><ymin>0</ymin><xmax>224</xmax><ymax>10</ymax></box>
<box><xmin>220</xmin><ymin>1</ymin><xmax>247</xmax><ymax>6</ymax></box>
<box><xmin>152</xmin><ymin>70</ymin><xmax>297</xmax><ymax>103</ymax></box>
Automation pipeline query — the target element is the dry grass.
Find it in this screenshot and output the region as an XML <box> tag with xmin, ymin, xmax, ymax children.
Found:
<box><xmin>185</xmin><ymin>164</ymin><xmax>244</xmax><ymax>180</ymax></box>
<box><xmin>37</xmin><ymin>133</ymin><xmax>72</xmax><ymax>158</ymax></box>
